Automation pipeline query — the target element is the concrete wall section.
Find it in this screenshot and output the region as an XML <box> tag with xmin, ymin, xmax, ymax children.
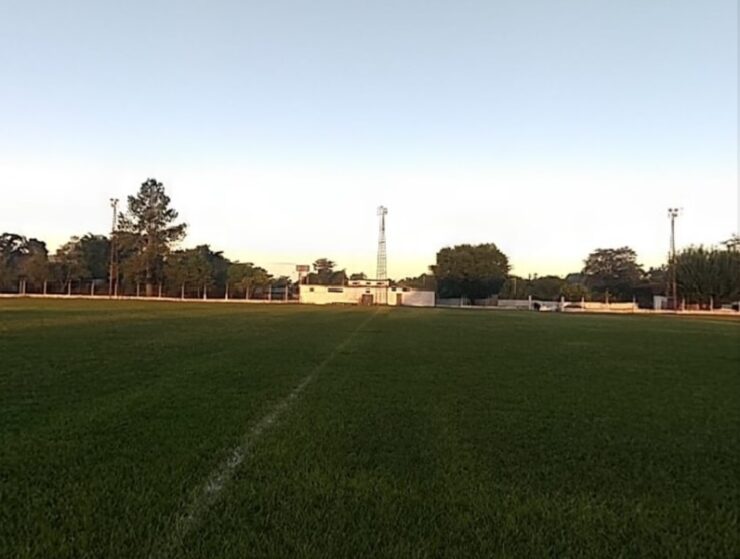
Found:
<box><xmin>388</xmin><ymin>290</ymin><xmax>435</xmax><ymax>307</ymax></box>
<box><xmin>299</xmin><ymin>285</ymin><xmax>383</xmax><ymax>305</ymax></box>
<box><xmin>299</xmin><ymin>285</ymin><xmax>434</xmax><ymax>307</ymax></box>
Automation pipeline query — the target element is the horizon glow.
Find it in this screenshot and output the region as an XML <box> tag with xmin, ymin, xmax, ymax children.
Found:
<box><xmin>1</xmin><ymin>0</ymin><xmax>737</xmax><ymax>280</ymax></box>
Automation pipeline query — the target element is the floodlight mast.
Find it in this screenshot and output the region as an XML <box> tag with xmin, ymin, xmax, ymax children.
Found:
<box><xmin>109</xmin><ymin>198</ymin><xmax>119</xmax><ymax>297</ymax></box>
<box><xmin>668</xmin><ymin>208</ymin><xmax>680</xmax><ymax>309</ymax></box>
<box><xmin>376</xmin><ymin>206</ymin><xmax>388</xmax><ymax>280</ymax></box>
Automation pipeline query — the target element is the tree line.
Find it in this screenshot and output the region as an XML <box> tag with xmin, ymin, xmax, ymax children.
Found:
<box><xmin>1</xmin><ymin>178</ymin><xmax>738</xmax><ymax>306</ymax></box>
<box><xmin>0</xmin><ymin>179</ymin><xmax>279</xmax><ymax>298</ymax></box>
<box><xmin>0</xmin><ymin>180</ymin><xmax>383</xmax><ymax>298</ymax></box>
<box><xmin>422</xmin><ymin>240</ymin><xmax>739</xmax><ymax>306</ymax></box>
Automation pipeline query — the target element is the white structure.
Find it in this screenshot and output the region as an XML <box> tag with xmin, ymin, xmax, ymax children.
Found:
<box><xmin>299</xmin><ymin>279</ymin><xmax>435</xmax><ymax>307</ymax></box>
<box><xmin>653</xmin><ymin>295</ymin><xmax>668</xmax><ymax>310</ymax></box>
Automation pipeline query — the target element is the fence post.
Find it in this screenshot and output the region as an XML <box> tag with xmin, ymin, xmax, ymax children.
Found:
<box><xmin>225</xmin><ymin>282</ymin><xmax>229</xmax><ymax>301</ymax></box>
<box><xmin>43</xmin><ymin>280</ymin><xmax>47</xmax><ymax>295</ymax></box>
<box><xmin>158</xmin><ymin>283</ymin><xmax>162</xmax><ymax>298</ymax></box>
<box><xmin>67</xmin><ymin>281</ymin><xmax>72</xmax><ymax>296</ymax></box>
<box><xmin>203</xmin><ymin>284</ymin><xmax>207</xmax><ymax>300</ymax></box>
<box><xmin>181</xmin><ymin>283</ymin><xmax>185</xmax><ymax>300</ymax></box>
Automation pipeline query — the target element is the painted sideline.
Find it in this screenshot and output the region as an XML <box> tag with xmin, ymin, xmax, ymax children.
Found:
<box><xmin>150</xmin><ymin>309</ymin><xmax>382</xmax><ymax>558</ymax></box>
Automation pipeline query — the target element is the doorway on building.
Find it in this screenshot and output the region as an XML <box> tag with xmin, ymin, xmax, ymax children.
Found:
<box><xmin>361</xmin><ymin>294</ymin><xmax>374</xmax><ymax>306</ymax></box>
<box><xmin>396</xmin><ymin>293</ymin><xmax>403</xmax><ymax>306</ymax></box>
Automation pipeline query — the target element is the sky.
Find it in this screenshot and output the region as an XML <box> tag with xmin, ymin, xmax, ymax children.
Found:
<box><xmin>1</xmin><ymin>0</ymin><xmax>737</xmax><ymax>280</ymax></box>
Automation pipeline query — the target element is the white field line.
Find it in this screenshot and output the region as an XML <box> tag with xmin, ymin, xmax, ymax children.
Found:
<box><xmin>151</xmin><ymin>309</ymin><xmax>381</xmax><ymax>558</ymax></box>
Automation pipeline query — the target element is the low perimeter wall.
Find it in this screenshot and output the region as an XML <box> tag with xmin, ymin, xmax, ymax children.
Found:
<box><xmin>0</xmin><ymin>293</ymin><xmax>294</xmax><ymax>304</ymax></box>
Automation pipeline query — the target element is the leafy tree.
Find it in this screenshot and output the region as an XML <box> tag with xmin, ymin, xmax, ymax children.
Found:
<box><xmin>313</xmin><ymin>258</ymin><xmax>335</xmax><ymax>272</ymax></box>
<box><xmin>676</xmin><ymin>245</ymin><xmax>740</xmax><ymax>305</ymax></box>
<box><xmin>561</xmin><ymin>273</ymin><xmax>590</xmax><ymax>301</ymax></box>
<box><xmin>329</xmin><ymin>270</ymin><xmax>348</xmax><ymax>285</ymax></box>
<box><xmin>0</xmin><ymin>233</ymin><xmax>49</xmax><ymax>290</ymax></box>
<box><xmin>163</xmin><ymin>251</ymin><xmax>189</xmax><ymax>294</ymax></box>
<box><xmin>307</xmin><ymin>259</ymin><xmax>346</xmax><ymax>285</ymax></box>
<box><xmin>560</xmin><ymin>282</ymin><xmax>590</xmax><ymax>301</ymax></box>
<box><xmin>396</xmin><ymin>273</ymin><xmax>436</xmax><ymax>291</ymax></box>
<box><xmin>529</xmin><ymin>275</ymin><xmax>566</xmax><ymax>301</ymax></box>
<box><xmin>615</xmin><ymin>266</ymin><xmax>669</xmax><ymax>309</ymax></box>
<box><xmin>51</xmin><ymin>237</ymin><xmax>87</xmax><ymax>290</ymax></box>
<box><xmin>499</xmin><ymin>274</ymin><xmax>591</xmax><ymax>301</ymax></box>
<box><xmin>582</xmin><ymin>247</ymin><xmax>643</xmax><ymax>302</ymax></box>
<box><xmin>646</xmin><ymin>266</ymin><xmax>667</xmax><ymax>286</ymax></box>
<box><xmin>199</xmin><ymin>245</ymin><xmax>230</xmax><ymax>291</ymax></box>
<box><xmin>227</xmin><ymin>262</ymin><xmax>272</xmax><ymax>298</ymax></box>
<box><xmin>432</xmin><ymin>243</ymin><xmax>510</xmax><ymax>300</ymax></box>
<box><xmin>164</xmin><ymin>250</ymin><xmax>203</xmax><ymax>296</ymax></box>
<box><xmin>499</xmin><ymin>275</ymin><xmax>529</xmax><ymax>299</ymax></box>
<box><xmin>50</xmin><ymin>234</ymin><xmax>111</xmax><ymax>291</ymax></box>
<box><xmin>349</xmin><ymin>272</ymin><xmax>367</xmax><ymax>281</ymax></box>
<box><xmin>76</xmin><ymin>234</ymin><xmax>110</xmax><ymax>279</ymax></box>
<box><xmin>0</xmin><ymin>233</ymin><xmax>26</xmax><ymax>289</ymax></box>
<box><xmin>17</xmin><ymin>238</ymin><xmax>49</xmax><ymax>288</ymax></box>
<box><xmin>722</xmin><ymin>234</ymin><xmax>739</xmax><ymax>251</ymax></box>
<box><xmin>117</xmin><ymin>178</ymin><xmax>187</xmax><ymax>296</ymax></box>
<box><xmin>163</xmin><ymin>246</ymin><xmax>228</xmax><ymax>297</ymax></box>
<box><xmin>564</xmin><ymin>272</ymin><xmax>586</xmax><ymax>284</ymax></box>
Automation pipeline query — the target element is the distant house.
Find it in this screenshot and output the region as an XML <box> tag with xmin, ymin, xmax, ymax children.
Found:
<box><xmin>299</xmin><ymin>278</ymin><xmax>435</xmax><ymax>307</ymax></box>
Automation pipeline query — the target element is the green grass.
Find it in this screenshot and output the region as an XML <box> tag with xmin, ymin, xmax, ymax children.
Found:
<box><xmin>1</xmin><ymin>300</ymin><xmax>739</xmax><ymax>558</ymax></box>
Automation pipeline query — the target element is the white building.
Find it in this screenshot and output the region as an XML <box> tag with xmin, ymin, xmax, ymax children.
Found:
<box><xmin>299</xmin><ymin>279</ymin><xmax>435</xmax><ymax>307</ymax></box>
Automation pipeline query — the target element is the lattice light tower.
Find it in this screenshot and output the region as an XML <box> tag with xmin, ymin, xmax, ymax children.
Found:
<box><xmin>376</xmin><ymin>206</ymin><xmax>388</xmax><ymax>280</ymax></box>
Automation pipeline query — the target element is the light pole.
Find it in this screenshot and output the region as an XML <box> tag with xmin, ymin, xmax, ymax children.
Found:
<box><xmin>668</xmin><ymin>208</ymin><xmax>680</xmax><ymax>309</ymax></box>
<box><xmin>109</xmin><ymin>198</ymin><xmax>119</xmax><ymax>296</ymax></box>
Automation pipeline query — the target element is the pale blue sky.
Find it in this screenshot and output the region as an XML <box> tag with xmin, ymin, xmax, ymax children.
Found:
<box><xmin>1</xmin><ymin>0</ymin><xmax>737</xmax><ymax>278</ymax></box>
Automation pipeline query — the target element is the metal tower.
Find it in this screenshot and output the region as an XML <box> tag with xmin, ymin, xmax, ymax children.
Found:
<box><xmin>376</xmin><ymin>206</ymin><xmax>388</xmax><ymax>279</ymax></box>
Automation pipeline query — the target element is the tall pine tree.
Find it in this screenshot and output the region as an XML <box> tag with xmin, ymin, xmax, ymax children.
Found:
<box><xmin>117</xmin><ymin>178</ymin><xmax>187</xmax><ymax>296</ymax></box>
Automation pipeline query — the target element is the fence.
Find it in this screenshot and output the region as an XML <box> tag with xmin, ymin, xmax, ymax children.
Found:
<box><xmin>0</xmin><ymin>280</ymin><xmax>298</xmax><ymax>303</ymax></box>
<box><xmin>438</xmin><ymin>297</ymin><xmax>640</xmax><ymax>312</ymax></box>
<box><xmin>3</xmin><ymin>283</ymin><xmax>738</xmax><ymax>315</ymax></box>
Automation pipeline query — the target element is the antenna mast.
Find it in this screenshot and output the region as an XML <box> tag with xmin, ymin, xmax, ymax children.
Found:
<box><xmin>376</xmin><ymin>206</ymin><xmax>388</xmax><ymax>280</ymax></box>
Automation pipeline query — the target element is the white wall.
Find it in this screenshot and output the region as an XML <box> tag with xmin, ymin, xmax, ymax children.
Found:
<box><xmin>388</xmin><ymin>290</ymin><xmax>435</xmax><ymax>307</ymax></box>
<box><xmin>497</xmin><ymin>299</ymin><xmax>532</xmax><ymax>309</ymax></box>
<box><xmin>581</xmin><ymin>301</ymin><xmax>636</xmax><ymax>311</ymax></box>
<box><xmin>653</xmin><ymin>295</ymin><xmax>668</xmax><ymax>310</ymax></box>
<box><xmin>299</xmin><ymin>285</ymin><xmax>434</xmax><ymax>307</ymax></box>
<box><xmin>299</xmin><ymin>285</ymin><xmax>385</xmax><ymax>305</ymax></box>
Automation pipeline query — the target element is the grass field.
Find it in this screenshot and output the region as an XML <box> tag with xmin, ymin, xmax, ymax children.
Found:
<box><xmin>1</xmin><ymin>299</ymin><xmax>739</xmax><ymax>558</ymax></box>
